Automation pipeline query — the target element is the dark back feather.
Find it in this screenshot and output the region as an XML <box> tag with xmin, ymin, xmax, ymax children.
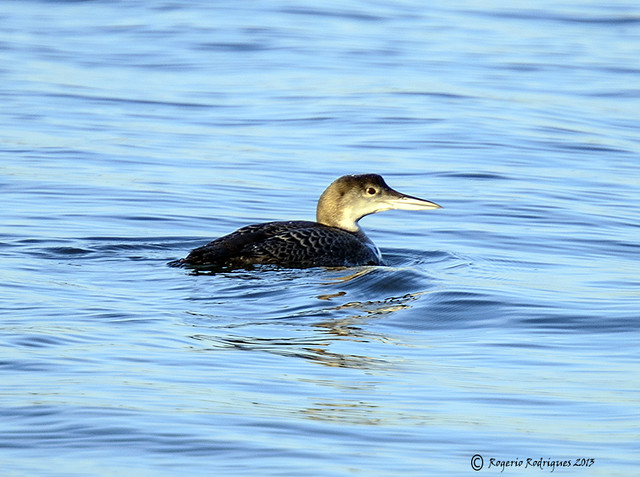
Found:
<box><xmin>174</xmin><ymin>221</ymin><xmax>380</xmax><ymax>269</ymax></box>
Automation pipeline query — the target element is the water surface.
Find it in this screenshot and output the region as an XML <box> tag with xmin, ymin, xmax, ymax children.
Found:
<box><xmin>1</xmin><ymin>1</ymin><xmax>639</xmax><ymax>475</ymax></box>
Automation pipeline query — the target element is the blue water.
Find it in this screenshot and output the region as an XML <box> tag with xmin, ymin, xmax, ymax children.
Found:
<box><xmin>2</xmin><ymin>1</ymin><xmax>639</xmax><ymax>475</ymax></box>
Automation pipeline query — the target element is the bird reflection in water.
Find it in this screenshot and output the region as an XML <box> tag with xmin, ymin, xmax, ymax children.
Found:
<box><xmin>190</xmin><ymin>289</ymin><xmax>425</xmax><ymax>369</ymax></box>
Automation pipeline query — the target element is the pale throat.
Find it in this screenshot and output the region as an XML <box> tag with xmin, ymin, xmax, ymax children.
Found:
<box><xmin>328</xmin><ymin>205</ymin><xmax>362</xmax><ymax>232</ymax></box>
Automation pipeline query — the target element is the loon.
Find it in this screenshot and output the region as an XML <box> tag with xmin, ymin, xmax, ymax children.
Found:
<box><xmin>172</xmin><ymin>174</ymin><xmax>441</xmax><ymax>270</ymax></box>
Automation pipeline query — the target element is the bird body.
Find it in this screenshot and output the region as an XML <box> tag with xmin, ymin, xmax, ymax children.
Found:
<box><xmin>172</xmin><ymin>174</ymin><xmax>440</xmax><ymax>270</ymax></box>
<box><xmin>179</xmin><ymin>220</ymin><xmax>381</xmax><ymax>269</ymax></box>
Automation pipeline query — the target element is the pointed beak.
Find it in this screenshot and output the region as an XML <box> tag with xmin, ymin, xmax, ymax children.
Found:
<box><xmin>384</xmin><ymin>188</ymin><xmax>442</xmax><ymax>211</ymax></box>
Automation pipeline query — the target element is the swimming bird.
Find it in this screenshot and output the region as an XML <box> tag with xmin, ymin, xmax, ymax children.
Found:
<box><xmin>171</xmin><ymin>174</ymin><xmax>441</xmax><ymax>270</ymax></box>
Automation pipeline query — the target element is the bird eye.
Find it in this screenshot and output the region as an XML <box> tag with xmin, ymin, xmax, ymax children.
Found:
<box><xmin>367</xmin><ymin>187</ymin><xmax>377</xmax><ymax>195</ymax></box>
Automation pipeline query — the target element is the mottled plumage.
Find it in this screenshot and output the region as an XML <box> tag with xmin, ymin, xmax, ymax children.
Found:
<box><xmin>171</xmin><ymin>174</ymin><xmax>440</xmax><ymax>270</ymax></box>
<box><xmin>178</xmin><ymin>221</ymin><xmax>379</xmax><ymax>269</ymax></box>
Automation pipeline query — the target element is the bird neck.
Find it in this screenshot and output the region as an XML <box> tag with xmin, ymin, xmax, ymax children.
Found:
<box><xmin>316</xmin><ymin>195</ymin><xmax>361</xmax><ymax>232</ymax></box>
